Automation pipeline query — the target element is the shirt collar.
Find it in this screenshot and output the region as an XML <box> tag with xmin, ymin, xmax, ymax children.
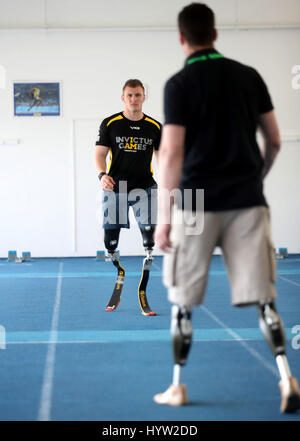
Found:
<box><xmin>185</xmin><ymin>48</ymin><xmax>223</xmax><ymax>66</ymax></box>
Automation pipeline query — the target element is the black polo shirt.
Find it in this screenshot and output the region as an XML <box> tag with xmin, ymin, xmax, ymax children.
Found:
<box><xmin>164</xmin><ymin>48</ymin><xmax>274</xmax><ymax>211</ymax></box>
<box><xmin>96</xmin><ymin>112</ymin><xmax>161</xmax><ymax>192</ymax></box>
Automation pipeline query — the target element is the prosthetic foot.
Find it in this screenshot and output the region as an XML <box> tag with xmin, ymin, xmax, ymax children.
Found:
<box><xmin>154</xmin><ymin>306</ymin><xmax>192</xmax><ymax>406</ymax></box>
<box><xmin>138</xmin><ymin>249</ymin><xmax>156</xmax><ymax>316</ymax></box>
<box><xmin>153</xmin><ymin>384</ymin><xmax>188</xmax><ymax>406</ymax></box>
<box><xmin>105</xmin><ymin>251</ymin><xmax>125</xmax><ymax>311</ymax></box>
<box><xmin>258</xmin><ymin>301</ymin><xmax>300</xmax><ymax>413</ymax></box>
<box><xmin>279</xmin><ymin>377</ymin><xmax>300</xmax><ymax>413</ymax></box>
<box><xmin>104</xmin><ymin>228</ymin><xmax>125</xmax><ymax>311</ymax></box>
<box><xmin>138</xmin><ymin>226</ymin><xmax>156</xmax><ymax>316</ymax></box>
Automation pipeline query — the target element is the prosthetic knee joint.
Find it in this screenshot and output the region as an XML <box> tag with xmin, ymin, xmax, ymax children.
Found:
<box><xmin>171</xmin><ymin>305</ymin><xmax>193</xmax><ymax>366</ymax></box>
<box><xmin>104</xmin><ymin>228</ymin><xmax>121</xmax><ymax>258</ymax></box>
<box><xmin>258</xmin><ymin>301</ymin><xmax>286</xmax><ymax>357</ymax></box>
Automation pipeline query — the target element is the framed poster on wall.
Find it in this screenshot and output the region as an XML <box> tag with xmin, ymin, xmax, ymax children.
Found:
<box><xmin>13</xmin><ymin>82</ymin><xmax>61</xmax><ymax>116</ymax></box>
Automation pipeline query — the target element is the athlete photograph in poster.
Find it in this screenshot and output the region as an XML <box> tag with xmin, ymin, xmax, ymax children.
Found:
<box><xmin>13</xmin><ymin>82</ymin><xmax>60</xmax><ymax>116</ymax></box>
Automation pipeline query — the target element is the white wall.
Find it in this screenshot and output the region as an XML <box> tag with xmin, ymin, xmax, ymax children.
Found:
<box><xmin>0</xmin><ymin>0</ymin><xmax>299</xmax><ymax>257</ymax></box>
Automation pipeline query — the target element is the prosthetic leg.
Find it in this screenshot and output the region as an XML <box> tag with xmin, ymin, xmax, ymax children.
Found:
<box><xmin>138</xmin><ymin>226</ymin><xmax>156</xmax><ymax>316</ymax></box>
<box><xmin>258</xmin><ymin>301</ymin><xmax>300</xmax><ymax>412</ymax></box>
<box><xmin>154</xmin><ymin>305</ymin><xmax>193</xmax><ymax>406</ymax></box>
<box><xmin>104</xmin><ymin>228</ymin><xmax>126</xmax><ymax>311</ymax></box>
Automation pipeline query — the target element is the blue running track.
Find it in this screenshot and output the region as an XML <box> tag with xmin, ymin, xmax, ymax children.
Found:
<box><xmin>0</xmin><ymin>255</ymin><xmax>299</xmax><ymax>421</ymax></box>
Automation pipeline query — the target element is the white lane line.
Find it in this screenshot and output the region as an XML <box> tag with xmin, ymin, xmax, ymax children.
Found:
<box><xmin>278</xmin><ymin>276</ymin><xmax>300</xmax><ymax>288</ymax></box>
<box><xmin>37</xmin><ymin>262</ymin><xmax>63</xmax><ymax>421</ymax></box>
<box><xmin>7</xmin><ymin>341</ymin><xmax>108</xmax><ymax>345</ymax></box>
<box><xmin>201</xmin><ymin>305</ymin><xmax>279</xmax><ymax>378</ymax></box>
<box><xmin>5</xmin><ymin>338</ymin><xmax>255</xmax><ymax>345</ymax></box>
<box><xmin>151</xmin><ymin>260</ymin><xmax>162</xmax><ymax>271</ymax></box>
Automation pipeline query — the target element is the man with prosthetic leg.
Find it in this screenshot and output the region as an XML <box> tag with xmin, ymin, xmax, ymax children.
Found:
<box><xmin>154</xmin><ymin>3</ymin><xmax>300</xmax><ymax>412</ymax></box>
<box><xmin>95</xmin><ymin>79</ymin><xmax>161</xmax><ymax>315</ymax></box>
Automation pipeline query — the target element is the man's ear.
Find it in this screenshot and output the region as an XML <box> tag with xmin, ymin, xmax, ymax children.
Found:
<box><xmin>213</xmin><ymin>28</ymin><xmax>218</xmax><ymax>42</ymax></box>
<box><xmin>179</xmin><ymin>31</ymin><xmax>185</xmax><ymax>46</ymax></box>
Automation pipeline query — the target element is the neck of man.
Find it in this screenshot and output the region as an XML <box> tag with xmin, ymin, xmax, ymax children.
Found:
<box><xmin>122</xmin><ymin>109</ymin><xmax>144</xmax><ymax>121</ymax></box>
<box><xmin>184</xmin><ymin>43</ymin><xmax>214</xmax><ymax>58</ymax></box>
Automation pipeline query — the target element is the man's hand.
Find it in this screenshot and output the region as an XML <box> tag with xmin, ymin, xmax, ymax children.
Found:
<box><xmin>154</xmin><ymin>224</ymin><xmax>172</xmax><ymax>252</ymax></box>
<box><xmin>101</xmin><ymin>174</ymin><xmax>115</xmax><ymax>191</ymax></box>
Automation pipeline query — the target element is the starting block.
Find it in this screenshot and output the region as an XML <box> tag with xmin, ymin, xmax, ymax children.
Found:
<box><xmin>7</xmin><ymin>250</ymin><xmax>17</xmax><ymax>262</ymax></box>
<box><xmin>96</xmin><ymin>251</ymin><xmax>105</xmax><ymax>261</ymax></box>
<box><xmin>7</xmin><ymin>250</ymin><xmax>32</xmax><ymax>262</ymax></box>
<box><xmin>22</xmin><ymin>251</ymin><xmax>31</xmax><ymax>262</ymax></box>
<box><xmin>278</xmin><ymin>248</ymin><xmax>288</xmax><ymax>259</ymax></box>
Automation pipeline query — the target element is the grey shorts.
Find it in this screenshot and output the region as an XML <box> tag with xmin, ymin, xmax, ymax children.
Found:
<box><xmin>102</xmin><ymin>184</ymin><xmax>158</xmax><ymax>229</ymax></box>
<box><xmin>163</xmin><ymin>205</ymin><xmax>277</xmax><ymax>307</ymax></box>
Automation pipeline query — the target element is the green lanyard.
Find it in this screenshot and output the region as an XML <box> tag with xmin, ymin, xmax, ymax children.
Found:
<box><xmin>187</xmin><ymin>53</ymin><xmax>224</xmax><ymax>65</ymax></box>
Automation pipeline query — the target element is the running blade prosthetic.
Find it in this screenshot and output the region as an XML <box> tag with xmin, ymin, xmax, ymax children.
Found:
<box><xmin>138</xmin><ymin>256</ymin><xmax>156</xmax><ymax>316</ymax></box>
<box><xmin>105</xmin><ymin>254</ymin><xmax>125</xmax><ymax>312</ymax></box>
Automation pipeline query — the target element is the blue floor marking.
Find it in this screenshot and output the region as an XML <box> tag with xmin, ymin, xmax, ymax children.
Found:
<box><xmin>0</xmin><ymin>269</ymin><xmax>300</xmax><ymax>279</ymax></box>
<box><xmin>5</xmin><ymin>327</ymin><xmax>294</xmax><ymax>343</ymax></box>
<box><xmin>0</xmin><ymin>271</ymin><xmax>161</xmax><ymax>279</ymax></box>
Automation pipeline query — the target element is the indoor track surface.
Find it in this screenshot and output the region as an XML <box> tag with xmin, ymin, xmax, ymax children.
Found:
<box><xmin>0</xmin><ymin>255</ymin><xmax>299</xmax><ymax>421</ymax></box>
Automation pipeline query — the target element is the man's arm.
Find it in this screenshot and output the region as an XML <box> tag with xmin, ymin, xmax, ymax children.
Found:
<box><xmin>94</xmin><ymin>145</ymin><xmax>115</xmax><ymax>190</ymax></box>
<box><xmin>258</xmin><ymin>110</ymin><xmax>281</xmax><ymax>178</ymax></box>
<box><xmin>95</xmin><ymin>144</ymin><xmax>108</xmax><ymax>174</ymax></box>
<box><xmin>155</xmin><ymin>124</ymin><xmax>186</xmax><ymax>251</ymax></box>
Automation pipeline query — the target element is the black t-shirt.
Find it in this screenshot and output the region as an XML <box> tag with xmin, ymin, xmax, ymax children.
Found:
<box><xmin>96</xmin><ymin>112</ymin><xmax>161</xmax><ymax>192</ymax></box>
<box><xmin>164</xmin><ymin>48</ymin><xmax>274</xmax><ymax>211</ymax></box>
